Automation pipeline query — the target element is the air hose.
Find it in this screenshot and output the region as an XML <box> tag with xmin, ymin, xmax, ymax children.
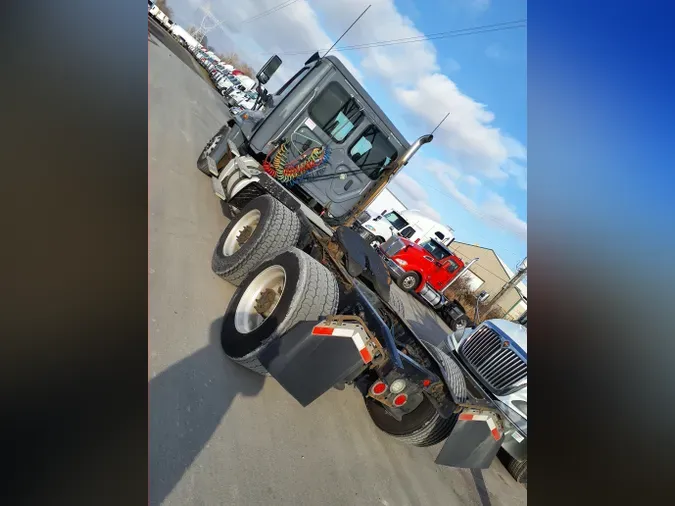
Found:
<box><xmin>263</xmin><ymin>141</ymin><xmax>331</xmax><ymax>185</ymax></box>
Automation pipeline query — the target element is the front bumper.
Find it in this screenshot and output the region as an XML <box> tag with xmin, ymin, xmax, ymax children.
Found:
<box><xmin>377</xmin><ymin>248</ymin><xmax>405</xmax><ymax>279</ymax></box>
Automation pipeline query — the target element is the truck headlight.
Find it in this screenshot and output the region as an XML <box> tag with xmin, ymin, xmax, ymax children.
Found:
<box><xmin>365</xmin><ymin>224</ymin><xmax>375</xmax><ymax>232</ymax></box>
<box><xmin>394</xmin><ymin>258</ymin><xmax>408</xmax><ymax>266</ymax></box>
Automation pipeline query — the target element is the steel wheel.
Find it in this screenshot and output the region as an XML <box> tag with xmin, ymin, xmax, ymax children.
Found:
<box><xmin>234</xmin><ymin>265</ymin><xmax>286</xmax><ymax>334</ymax></box>
<box><xmin>222</xmin><ymin>209</ymin><xmax>261</xmax><ymax>256</ymax></box>
<box><xmin>401</xmin><ymin>274</ymin><xmax>417</xmax><ymax>290</ymax></box>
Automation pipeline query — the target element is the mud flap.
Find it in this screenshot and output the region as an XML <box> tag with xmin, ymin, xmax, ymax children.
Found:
<box><xmin>257</xmin><ymin>320</ymin><xmax>367</xmax><ymax>407</ymax></box>
<box><xmin>435</xmin><ymin>414</ymin><xmax>504</xmax><ymax>469</ymax></box>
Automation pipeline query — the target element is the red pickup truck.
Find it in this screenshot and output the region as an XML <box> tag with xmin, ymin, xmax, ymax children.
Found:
<box><xmin>378</xmin><ymin>236</ymin><xmax>473</xmax><ymax>329</ymax></box>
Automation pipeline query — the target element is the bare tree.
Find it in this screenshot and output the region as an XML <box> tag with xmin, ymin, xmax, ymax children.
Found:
<box><xmin>216</xmin><ymin>52</ymin><xmax>255</xmax><ymax>78</ymax></box>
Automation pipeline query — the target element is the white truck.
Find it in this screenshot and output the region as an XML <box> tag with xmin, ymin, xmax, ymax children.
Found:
<box><xmin>359</xmin><ymin>209</ymin><xmax>455</xmax><ymax>248</ymax></box>
<box><xmin>170</xmin><ymin>25</ymin><xmax>199</xmax><ymax>50</ymax></box>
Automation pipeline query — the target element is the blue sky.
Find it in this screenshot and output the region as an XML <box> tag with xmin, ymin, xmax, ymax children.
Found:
<box><xmin>168</xmin><ymin>0</ymin><xmax>527</xmax><ymax>272</ymax></box>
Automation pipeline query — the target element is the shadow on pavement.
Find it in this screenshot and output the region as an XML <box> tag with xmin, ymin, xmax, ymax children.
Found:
<box><xmin>149</xmin><ymin>317</ymin><xmax>265</xmax><ymax>506</ymax></box>
<box><xmin>471</xmin><ymin>468</ymin><xmax>494</xmax><ymax>506</ymax></box>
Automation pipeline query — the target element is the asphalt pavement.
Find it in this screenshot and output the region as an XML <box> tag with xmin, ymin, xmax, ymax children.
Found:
<box><xmin>148</xmin><ymin>20</ymin><xmax>527</xmax><ymax>506</ymax></box>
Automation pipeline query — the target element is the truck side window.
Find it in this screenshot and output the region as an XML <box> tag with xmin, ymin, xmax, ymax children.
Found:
<box><xmin>400</xmin><ymin>226</ymin><xmax>415</xmax><ymax>238</ymax></box>
<box><xmin>349</xmin><ymin>125</ymin><xmax>398</xmax><ymax>179</ymax></box>
<box><xmin>309</xmin><ymin>82</ymin><xmax>364</xmax><ymax>142</ymax></box>
<box><xmin>446</xmin><ymin>260</ymin><xmax>459</xmax><ymax>272</ymax></box>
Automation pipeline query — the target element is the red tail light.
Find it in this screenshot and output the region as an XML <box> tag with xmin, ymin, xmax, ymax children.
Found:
<box><xmin>393</xmin><ymin>394</ymin><xmax>408</xmax><ymax>407</ymax></box>
<box><xmin>370</xmin><ymin>380</ymin><xmax>387</xmax><ymax>396</ymax></box>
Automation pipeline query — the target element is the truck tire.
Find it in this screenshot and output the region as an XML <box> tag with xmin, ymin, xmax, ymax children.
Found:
<box><xmin>507</xmin><ymin>457</ymin><xmax>528</xmax><ymax>484</ymax></box>
<box><xmin>365</xmin><ymin>395</ymin><xmax>457</xmax><ymax>447</ymax></box>
<box><xmin>197</xmin><ymin>126</ymin><xmax>230</xmax><ymax>175</ymax></box>
<box><xmin>221</xmin><ymin>248</ymin><xmax>340</xmax><ymax>375</ymax></box>
<box><xmin>212</xmin><ymin>195</ymin><xmax>300</xmax><ymax>286</ymax></box>
<box><xmin>396</xmin><ymin>271</ymin><xmax>420</xmax><ymax>292</ymax></box>
<box><xmin>449</xmin><ymin>314</ymin><xmax>471</xmax><ymax>332</ymax></box>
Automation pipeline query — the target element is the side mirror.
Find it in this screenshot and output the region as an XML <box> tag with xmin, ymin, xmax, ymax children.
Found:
<box><xmin>256</xmin><ymin>55</ymin><xmax>282</xmax><ymax>85</ymax></box>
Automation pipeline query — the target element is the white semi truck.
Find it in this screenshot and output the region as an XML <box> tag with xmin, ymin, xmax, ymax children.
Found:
<box><xmin>359</xmin><ymin>209</ymin><xmax>455</xmax><ymax>248</ymax></box>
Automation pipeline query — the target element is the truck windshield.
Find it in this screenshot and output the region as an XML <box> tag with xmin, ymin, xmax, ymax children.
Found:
<box><xmin>420</xmin><ymin>240</ymin><xmax>451</xmax><ymax>260</ymax></box>
<box><xmin>383</xmin><ymin>212</ymin><xmax>408</xmax><ymax>230</ymax></box>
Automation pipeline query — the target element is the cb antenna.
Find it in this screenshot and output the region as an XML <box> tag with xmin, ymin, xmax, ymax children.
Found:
<box><xmin>323</xmin><ymin>5</ymin><xmax>372</xmax><ymax>58</ymax></box>
<box><xmin>431</xmin><ymin>112</ymin><xmax>450</xmax><ymax>135</ymax></box>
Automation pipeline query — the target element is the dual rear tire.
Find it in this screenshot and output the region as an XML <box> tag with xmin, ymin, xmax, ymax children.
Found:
<box><xmin>220</xmin><ymin>248</ymin><xmax>339</xmax><ymax>375</ymax></box>
<box><xmin>212</xmin><ymin>197</ymin><xmax>448</xmax><ymax>449</ymax></box>
<box><xmin>365</xmin><ymin>395</ymin><xmax>457</xmax><ymax>447</ymax></box>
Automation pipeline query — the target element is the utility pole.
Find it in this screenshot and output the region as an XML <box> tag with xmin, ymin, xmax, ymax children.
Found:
<box><xmin>482</xmin><ymin>258</ymin><xmax>527</xmax><ymax>317</ymax></box>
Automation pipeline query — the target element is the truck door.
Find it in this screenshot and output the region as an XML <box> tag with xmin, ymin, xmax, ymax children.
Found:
<box><xmin>269</xmin><ymin>75</ymin><xmax>404</xmax><ymax>219</ymax></box>
<box><xmin>428</xmin><ymin>258</ymin><xmax>461</xmax><ymax>291</ymax></box>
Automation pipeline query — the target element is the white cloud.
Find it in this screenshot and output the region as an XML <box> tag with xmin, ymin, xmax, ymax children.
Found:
<box><xmin>464</xmin><ymin>175</ymin><xmax>482</xmax><ymax>186</ymax></box>
<box><xmin>187</xmin><ymin>0</ymin><xmax>363</xmax><ymax>89</ymax></box>
<box><xmin>395</xmin><ymin>73</ymin><xmax>519</xmax><ymax>180</ymax></box>
<box><xmin>480</xmin><ymin>192</ymin><xmax>527</xmax><ymax>241</ymax></box>
<box><xmin>427</xmin><ymin>160</ymin><xmax>527</xmax><ymax>241</ymax></box>
<box><xmin>389</xmin><ymin>172</ymin><xmax>442</xmax><ymax>222</ymax></box>
<box><xmin>504</xmin><ymin>160</ymin><xmax>527</xmax><ymax>190</ymax></box>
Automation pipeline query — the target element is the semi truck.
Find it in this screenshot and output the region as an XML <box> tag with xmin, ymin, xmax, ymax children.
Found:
<box><xmin>359</xmin><ymin>208</ymin><xmax>455</xmax><ymax>248</ymax></box>
<box><xmin>197</xmin><ymin>51</ymin><xmax>527</xmax><ymax>482</ymax></box>
<box><xmin>377</xmin><ymin>235</ymin><xmax>475</xmax><ymax>330</ymax></box>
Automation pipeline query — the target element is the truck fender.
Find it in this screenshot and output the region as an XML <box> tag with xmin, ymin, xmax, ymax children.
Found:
<box><xmin>418</xmin><ymin>339</ymin><xmax>468</xmax><ymax>404</ymax></box>
<box><xmin>418</xmin><ymin>340</ymin><xmax>506</xmax><ymax>469</ymax></box>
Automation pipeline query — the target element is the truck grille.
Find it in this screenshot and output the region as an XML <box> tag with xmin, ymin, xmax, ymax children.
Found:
<box><xmin>458</xmin><ymin>324</ymin><xmax>527</xmax><ymax>395</ymax></box>
<box><xmin>382</xmin><ymin>237</ymin><xmax>405</xmax><ymax>257</ymax></box>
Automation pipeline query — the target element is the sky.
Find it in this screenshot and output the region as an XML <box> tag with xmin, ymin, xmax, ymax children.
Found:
<box><xmin>166</xmin><ymin>0</ymin><xmax>527</xmax><ymax>273</ymax></box>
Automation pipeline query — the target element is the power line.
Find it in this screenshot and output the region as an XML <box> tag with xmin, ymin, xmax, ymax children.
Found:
<box><xmin>240</xmin><ymin>0</ymin><xmax>301</xmax><ymax>24</ymax></box>
<box><xmin>263</xmin><ymin>19</ymin><xmax>526</xmax><ymax>56</ymax></box>
<box><xmin>192</xmin><ymin>0</ymin><xmax>301</xmax><ymax>41</ymax></box>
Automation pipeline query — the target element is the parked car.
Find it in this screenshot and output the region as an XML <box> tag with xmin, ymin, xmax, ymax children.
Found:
<box><xmin>232</xmin><ymin>90</ymin><xmax>259</xmax><ymax>110</ymax></box>
<box><xmin>216</xmin><ymin>74</ymin><xmax>241</xmax><ymax>96</ymax></box>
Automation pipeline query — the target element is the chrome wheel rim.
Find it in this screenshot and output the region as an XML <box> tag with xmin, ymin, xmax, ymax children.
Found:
<box><xmin>402</xmin><ymin>275</ymin><xmax>417</xmax><ymax>290</ymax></box>
<box><xmin>234</xmin><ymin>265</ymin><xmax>286</xmax><ymax>334</ymax></box>
<box><xmin>222</xmin><ymin>209</ymin><xmax>261</xmax><ymax>256</ymax></box>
